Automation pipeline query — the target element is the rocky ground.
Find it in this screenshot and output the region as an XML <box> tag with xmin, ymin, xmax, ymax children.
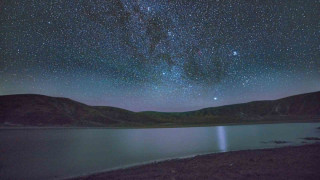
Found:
<box><xmin>73</xmin><ymin>143</ymin><xmax>320</xmax><ymax>180</ymax></box>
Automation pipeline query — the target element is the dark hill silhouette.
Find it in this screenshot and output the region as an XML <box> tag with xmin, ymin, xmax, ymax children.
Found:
<box><xmin>141</xmin><ymin>91</ymin><xmax>320</xmax><ymax>125</ymax></box>
<box><xmin>0</xmin><ymin>91</ymin><xmax>320</xmax><ymax>127</ymax></box>
<box><xmin>0</xmin><ymin>94</ymin><xmax>157</xmax><ymax>126</ymax></box>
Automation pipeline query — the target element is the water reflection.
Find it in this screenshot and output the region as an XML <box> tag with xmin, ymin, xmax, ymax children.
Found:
<box><xmin>217</xmin><ymin>126</ymin><xmax>227</xmax><ymax>152</ymax></box>
<box><xmin>1</xmin><ymin>123</ymin><xmax>320</xmax><ymax>179</ymax></box>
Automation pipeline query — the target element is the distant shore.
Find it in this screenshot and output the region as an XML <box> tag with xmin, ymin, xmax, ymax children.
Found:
<box><xmin>71</xmin><ymin>143</ymin><xmax>320</xmax><ymax>180</ymax></box>
<box><xmin>1</xmin><ymin>119</ymin><xmax>320</xmax><ymax>130</ymax></box>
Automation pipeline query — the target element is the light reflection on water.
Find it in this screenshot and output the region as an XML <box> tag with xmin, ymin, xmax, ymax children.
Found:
<box><xmin>0</xmin><ymin>123</ymin><xmax>320</xmax><ymax>179</ymax></box>
<box><xmin>217</xmin><ymin>126</ymin><xmax>227</xmax><ymax>152</ymax></box>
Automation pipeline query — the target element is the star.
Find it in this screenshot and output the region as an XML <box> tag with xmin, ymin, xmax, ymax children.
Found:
<box><xmin>232</xmin><ymin>51</ymin><xmax>238</xmax><ymax>56</ymax></box>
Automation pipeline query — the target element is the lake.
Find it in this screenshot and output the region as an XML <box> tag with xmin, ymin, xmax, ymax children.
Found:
<box><xmin>1</xmin><ymin>123</ymin><xmax>320</xmax><ymax>179</ymax></box>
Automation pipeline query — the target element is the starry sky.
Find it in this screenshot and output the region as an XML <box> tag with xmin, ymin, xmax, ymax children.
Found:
<box><xmin>1</xmin><ymin>0</ymin><xmax>319</xmax><ymax>112</ymax></box>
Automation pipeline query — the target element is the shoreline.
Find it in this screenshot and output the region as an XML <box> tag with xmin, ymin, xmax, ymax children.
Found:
<box><xmin>1</xmin><ymin>120</ymin><xmax>320</xmax><ymax>130</ymax></box>
<box><xmin>70</xmin><ymin>143</ymin><xmax>320</xmax><ymax>180</ymax></box>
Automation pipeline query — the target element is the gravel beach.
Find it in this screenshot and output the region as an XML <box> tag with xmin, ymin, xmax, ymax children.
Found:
<box><xmin>72</xmin><ymin>143</ymin><xmax>320</xmax><ymax>180</ymax></box>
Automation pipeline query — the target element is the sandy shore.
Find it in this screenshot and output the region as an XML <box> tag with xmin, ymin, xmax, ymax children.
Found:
<box><xmin>72</xmin><ymin>143</ymin><xmax>320</xmax><ymax>180</ymax></box>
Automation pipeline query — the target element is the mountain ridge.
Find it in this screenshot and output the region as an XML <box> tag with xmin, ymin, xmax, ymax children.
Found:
<box><xmin>1</xmin><ymin>91</ymin><xmax>320</xmax><ymax>127</ymax></box>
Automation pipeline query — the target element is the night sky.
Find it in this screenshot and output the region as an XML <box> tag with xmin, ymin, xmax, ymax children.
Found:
<box><xmin>1</xmin><ymin>0</ymin><xmax>319</xmax><ymax>112</ymax></box>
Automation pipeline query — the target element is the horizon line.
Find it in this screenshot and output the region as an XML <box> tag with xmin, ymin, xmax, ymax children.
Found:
<box><xmin>1</xmin><ymin>90</ymin><xmax>319</xmax><ymax>113</ymax></box>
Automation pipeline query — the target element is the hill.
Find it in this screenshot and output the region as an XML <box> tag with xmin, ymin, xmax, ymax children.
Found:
<box><xmin>0</xmin><ymin>91</ymin><xmax>320</xmax><ymax>127</ymax></box>
<box><xmin>141</xmin><ymin>91</ymin><xmax>320</xmax><ymax>125</ymax></box>
<box><xmin>0</xmin><ymin>94</ymin><xmax>158</xmax><ymax>127</ymax></box>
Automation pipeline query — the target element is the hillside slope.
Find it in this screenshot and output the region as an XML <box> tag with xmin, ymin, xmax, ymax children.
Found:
<box><xmin>0</xmin><ymin>94</ymin><xmax>157</xmax><ymax>126</ymax></box>
<box><xmin>0</xmin><ymin>91</ymin><xmax>319</xmax><ymax>127</ymax></box>
<box><xmin>140</xmin><ymin>91</ymin><xmax>320</xmax><ymax>125</ymax></box>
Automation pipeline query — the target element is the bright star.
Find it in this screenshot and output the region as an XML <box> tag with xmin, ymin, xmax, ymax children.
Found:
<box><xmin>214</xmin><ymin>97</ymin><xmax>218</xmax><ymax>100</ymax></box>
<box><xmin>233</xmin><ymin>51</ymin><xmax>238</xmax><ymax>56</ymax></box>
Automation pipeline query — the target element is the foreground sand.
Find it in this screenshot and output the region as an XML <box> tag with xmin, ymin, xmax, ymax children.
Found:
<box><xmin>73</xmin><ymin>143</ymin><xmax>320</xmax><ymax>180</ymax></box>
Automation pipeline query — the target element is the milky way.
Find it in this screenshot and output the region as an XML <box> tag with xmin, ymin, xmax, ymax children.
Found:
<box><xmin>1</xmin><ymin>0</ymin><xmax>319</xmax><ymax>111</ymax></box>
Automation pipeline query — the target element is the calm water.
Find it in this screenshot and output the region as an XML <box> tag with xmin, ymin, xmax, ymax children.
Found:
<box><xmin>1</xmin><ymin>123</ymin><xmax>320</xmax><ymax>179</ymax></box>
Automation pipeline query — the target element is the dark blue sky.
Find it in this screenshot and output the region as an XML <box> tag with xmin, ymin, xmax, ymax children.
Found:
<box><xmin>1</xmin><ymin>0</ymin><xmax>319</xmax><ymax>112</ymax></box>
